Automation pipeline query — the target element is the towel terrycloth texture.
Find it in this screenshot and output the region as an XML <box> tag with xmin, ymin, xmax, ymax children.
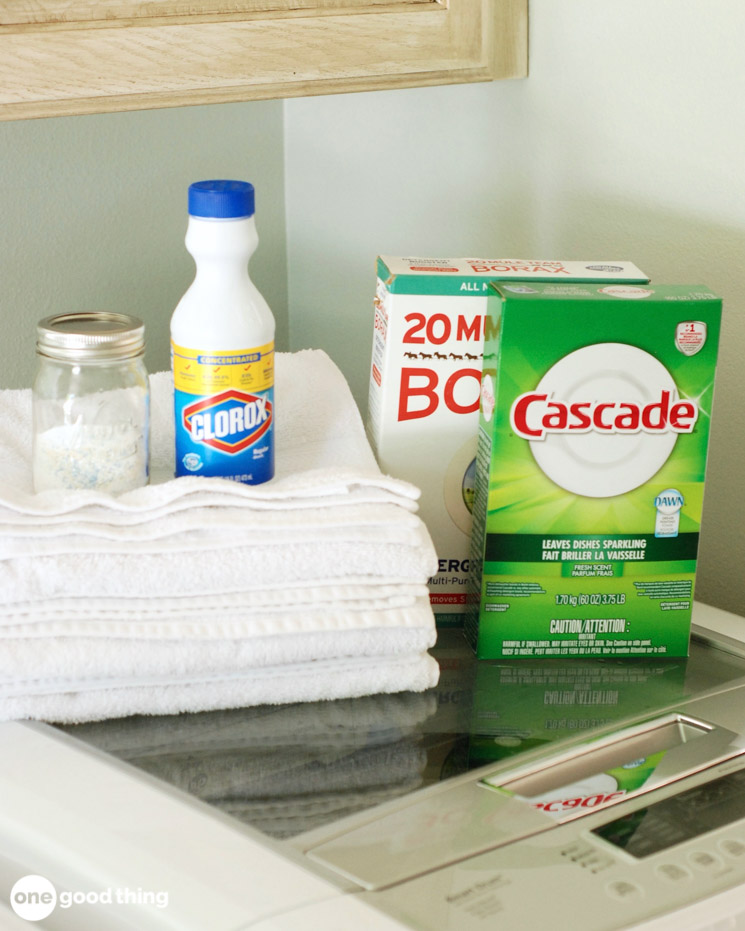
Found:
<box><xmin>0</xmin><ymin>351</ymin><xmax>419</xmax><ymax>513</ymax></box>
<box><xmin>0</xmin><ymin>651</ymin><xmax>438</xmax><ymax>725</ymax></box>
<box><xmin>0</xmin><ymin>350</ymin><xmax>439</xmax><ymax>723</ymax></box>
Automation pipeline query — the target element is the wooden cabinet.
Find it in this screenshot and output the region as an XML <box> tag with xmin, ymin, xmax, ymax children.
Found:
<box><xmin>0</xmin><ymin>0</ymin><xmax>527</xmax><ymax>120</ymax></box>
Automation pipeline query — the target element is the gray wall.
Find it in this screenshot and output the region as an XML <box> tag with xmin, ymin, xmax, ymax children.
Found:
<box><xmin>0</xmin><ymin>100</ymin><xmax>288</xmax><ymax>388</ymax></box>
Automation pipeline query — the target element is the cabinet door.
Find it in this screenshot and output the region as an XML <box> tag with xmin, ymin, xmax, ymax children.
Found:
<box><xmin>0</xmin><ymin>0</ymin><xmax>527</xmax><ymax>120</ymax></box>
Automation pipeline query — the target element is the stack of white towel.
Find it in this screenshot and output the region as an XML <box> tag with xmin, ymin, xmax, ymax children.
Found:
<box><xmin>0</xmin><ymin>350</ymin><xmax>439</xmax><ymax>723</ymax></box>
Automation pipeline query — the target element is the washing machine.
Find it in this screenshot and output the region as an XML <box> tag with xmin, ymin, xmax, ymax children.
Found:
<box><xmin>3</xmin><ymin>601</ymin><xmax>745</xmax><ymax>929</ymax></box>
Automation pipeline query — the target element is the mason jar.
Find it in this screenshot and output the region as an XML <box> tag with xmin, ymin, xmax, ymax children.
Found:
<box><xmin>32</xmin><ymin>312</ymin><xmax>149</xmax><ymax>494</ymax></box>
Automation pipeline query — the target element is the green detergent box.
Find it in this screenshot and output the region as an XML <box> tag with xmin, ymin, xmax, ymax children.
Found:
<box><xmin>466</xmin><ymin>282</ymin><xmax>722</xmax><ymax>659</ymax></box>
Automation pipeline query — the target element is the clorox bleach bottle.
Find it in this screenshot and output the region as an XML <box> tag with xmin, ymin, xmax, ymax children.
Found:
<box><xmin>171</xmin><ymin>180</ymin><xmax>275</xmax><ymax>484</ymax></box>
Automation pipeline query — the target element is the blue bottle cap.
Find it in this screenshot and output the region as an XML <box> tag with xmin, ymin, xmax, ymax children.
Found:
<box><xmin>188</xmin><ymin>180</ymin><xmax>255</xmax><ymax>219</ymax></box>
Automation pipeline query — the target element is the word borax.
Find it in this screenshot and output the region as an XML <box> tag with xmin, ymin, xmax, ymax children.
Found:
<box><xmin>467</xmin><ymin>282</ymin><xmax>722</xmax><ymax>658</ymax></box>
<box><xmin>366</xmin><ymin>257</ymin><xmax>650</xmax><ymax>627</ymax></box>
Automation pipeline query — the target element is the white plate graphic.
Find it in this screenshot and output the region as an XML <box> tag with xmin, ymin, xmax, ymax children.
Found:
<box><xmin>529</xmin><ymin>343</ymin><xmax>679</xmax><ymax>498</ymax></box>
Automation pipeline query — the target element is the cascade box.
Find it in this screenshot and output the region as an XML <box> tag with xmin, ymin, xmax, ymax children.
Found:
<box><xmin>466</xmin><ymin>282</ymin><xmax>722</xmax><ymax>658</ymax></box>
<box><xmin>366</xmin><ymin>257</ymin><xmax>649</xmax><ymax>627</ymax></box>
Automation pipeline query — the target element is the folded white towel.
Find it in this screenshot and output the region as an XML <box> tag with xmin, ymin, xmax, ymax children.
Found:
<box><xmin>0</xmin><ymin>621</ymin><xmax>436</xmax><ymax>686</ymax></box>
<box><xmin>0</xmin><ymin>597</ymin><xmax>435</xmax><ymax>641</ymax></box>
<box><xmin>0</xmin><ymin>349</ymin><xmax>440</xmax><ymax>724</ymax></box>
<box><xmin>0</xmin><ymin>580</ymin><xmax>429</xmax><ymax>621</ymax></box>
<box><xmin>0</xmin><ymin>499</ymin><xmax>421</xmax><ymax>544</ymax></box>
<box><xmin>0</xmin><ymin>484</ymin><xmax>418</xmax><ymax>528</ymax></box>
<box><xmin>0</xmin><ymin>506</ymin><xmax>424</xmax><ymax>559</ymax></box>
<box><xmin>0</xmin><ymin>351</ymin><xmax>420</xmax><ymax>517</ymax></box>
<box><xmin>0</xmin><ymin>651</ymin><xmax>440</xmax><ymax>724</ymax></box>
<box><xmin>0</xmin><ymin>532</ymin><xmax>437</xmax><ymax>604</ymax></box>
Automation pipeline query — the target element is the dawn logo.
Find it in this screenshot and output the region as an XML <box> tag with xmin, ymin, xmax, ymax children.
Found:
<box><xmin>182</xmin><ymin>389</ymin><xmax>272</xmax><ymax>454</ymax></box>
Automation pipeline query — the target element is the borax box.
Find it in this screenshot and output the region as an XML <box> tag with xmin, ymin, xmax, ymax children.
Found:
<box><xmin>466</xmin><ymin>282</ymin><xmax>722</xmax><ymax>657</ymax></box>
<box><xmin>366</xmin><ymin>257</ymin><xmax>649</xmax><ymax>627</ymax></box>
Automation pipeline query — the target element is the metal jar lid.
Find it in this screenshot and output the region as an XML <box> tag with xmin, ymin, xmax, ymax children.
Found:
<box><xmin>36</xmin><ymin>312</ymin><xmax>145</xmax><ymax>362</ymax></box>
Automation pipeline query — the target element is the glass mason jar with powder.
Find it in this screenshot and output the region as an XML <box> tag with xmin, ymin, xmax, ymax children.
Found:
<box><xmin>32</xmin><ymin>312</ymin><xmax>149</xmax><ymax>494</ymax></box>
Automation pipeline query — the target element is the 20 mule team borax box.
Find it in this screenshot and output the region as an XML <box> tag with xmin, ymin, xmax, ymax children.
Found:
<box><xmin>466</xmin><ymin>281</ymin><xmax>722</xmax><ymax>658</ymax></box>
<box><xmin>366</xmin><ymin>257</ymin><xmax>650</xmax><ymax>627</ymax></box>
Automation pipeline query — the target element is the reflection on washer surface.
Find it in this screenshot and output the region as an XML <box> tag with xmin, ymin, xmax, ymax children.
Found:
<box><xmin>61</xmin><ymin>612</ymin><xmax>745</xmax><ymax>841</ymax></box>
<box><xmin>4</xmin><ymin>604</ymin><xmax>745</xmax><ymax>929</ymax></box>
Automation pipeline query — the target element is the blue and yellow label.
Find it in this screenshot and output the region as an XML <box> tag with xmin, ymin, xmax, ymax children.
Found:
<box><xmin>172</xmin><ymin>341</ymin><xmax>274</xmax><ymax>484</ymax></box>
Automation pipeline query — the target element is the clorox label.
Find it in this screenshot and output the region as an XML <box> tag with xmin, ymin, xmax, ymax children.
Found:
<box><xmin>182</xmin><ymin>389</ymin><xmax>272</xmax><ymax>452</ymax></box>
<box><xmin>172</xmin><ymin>341</ymin><xmax>274</xmax><ymax>484</ymax></box>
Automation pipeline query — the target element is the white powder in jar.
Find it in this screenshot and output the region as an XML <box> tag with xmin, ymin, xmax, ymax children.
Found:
<box><xmin>33</xmin><ymin>422</ymin><xmax>148</xmax><ymax>494</ymax></box>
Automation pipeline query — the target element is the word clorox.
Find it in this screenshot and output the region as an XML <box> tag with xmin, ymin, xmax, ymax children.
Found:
<box><xmin>466</xmin><ymin>283</ymin><xmax>722</xmax><ymax>659</ymax></box>
<box><xmin>181</xmin><ymin>388</ymin><xmax>272</xmax><ymax>450</ymax></box>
